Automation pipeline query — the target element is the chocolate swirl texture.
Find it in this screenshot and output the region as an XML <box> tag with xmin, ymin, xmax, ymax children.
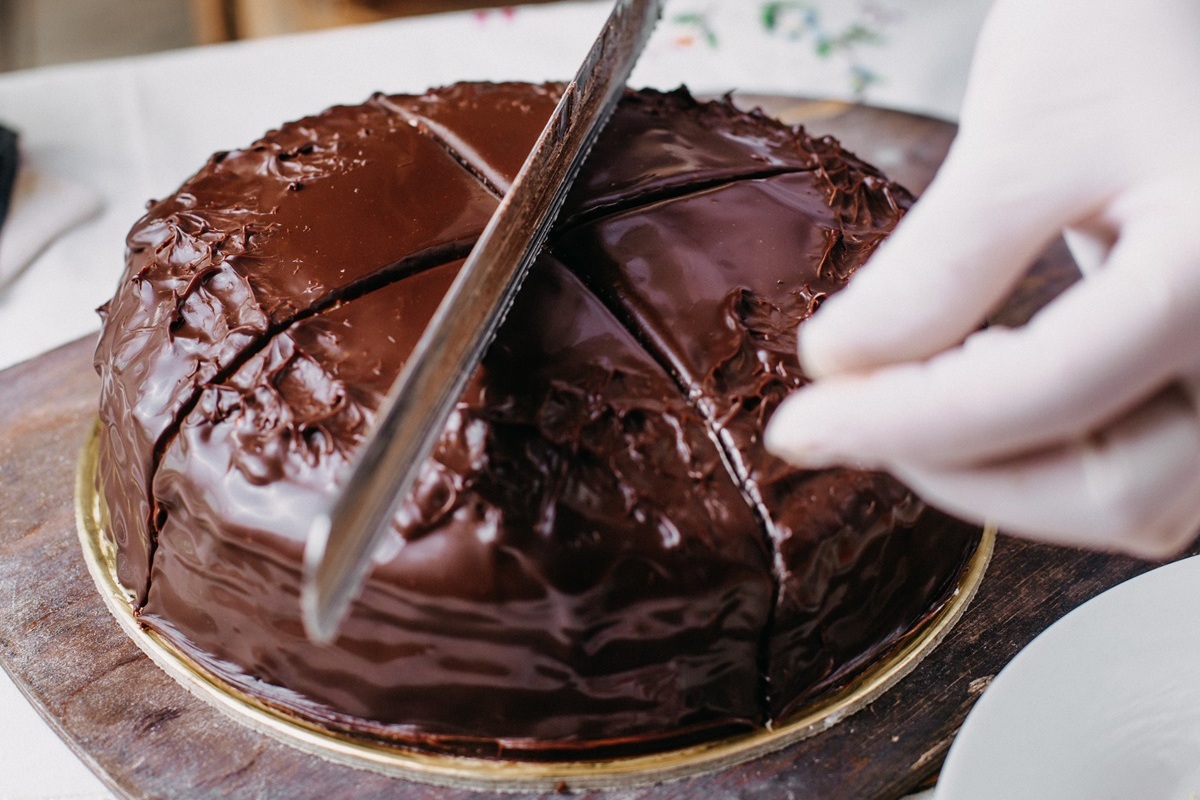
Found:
<box><xmin>95</xmin><ymin>83</ymin><xmax>980</xmax><ymax>754</ymax></box>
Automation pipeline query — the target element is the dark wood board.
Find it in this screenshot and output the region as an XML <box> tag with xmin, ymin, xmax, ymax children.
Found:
<box><xmin>0</xmin><ymin>99</ymin><xmax>1178</xmax><ymax>799</ymax></box>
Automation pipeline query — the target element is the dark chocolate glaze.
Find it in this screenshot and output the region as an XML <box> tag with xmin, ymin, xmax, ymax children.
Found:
<box><xmin>96</xmin><ymin>84</ymin><xmax>981</xmax><ymax>754</ymax></box>
<box><xmin>95</xmin><ymin>96</ymin><xmax>497</xmax><ymax>600</ymax></box>
<box><xmin>146</xmin><ymin>258</ymin><xmax>772</xmax><ymax>751</ymax></box>
<box><xmin>559</xmin><ymin>88</ymin><xmax>823</xmax><ymax>225</ymax></box>
<box><xmin>379</xmin><ymin>82</ymin><xmax>565</xmax><ymax>194</ymax></box>
<box><xmin>555</xmin><ymin>168</ymin><xmax>977</xmax><ymax>716</ymax></box>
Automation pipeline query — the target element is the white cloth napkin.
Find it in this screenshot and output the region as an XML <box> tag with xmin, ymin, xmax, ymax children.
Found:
<box><xmin>0</xmin><ymin>166</ymin><xmax>102</xmax><ymax>293</ymax></box>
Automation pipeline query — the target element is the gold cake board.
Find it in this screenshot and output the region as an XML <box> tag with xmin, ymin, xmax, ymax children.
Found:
<box><xmin>2</xmin><ymin>99</ymin><xmax>1164</xmax><ymax>799</ymax></box>
<box><xmin>76</xmin><ymin>420</ymin><xmax>994</xmax><ymax>791</ymax></box>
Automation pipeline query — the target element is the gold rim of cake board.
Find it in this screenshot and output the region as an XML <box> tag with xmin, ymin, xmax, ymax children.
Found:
<box><xmin>76</xmin><ymin>420</ymin><xmax>994</xmax><ymax>791</ymax></box>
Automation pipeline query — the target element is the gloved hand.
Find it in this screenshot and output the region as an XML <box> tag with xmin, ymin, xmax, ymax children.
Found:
<box><xmin>765</xmin><ymin>0</ymin><xmax>1200</xmax><ymax>558</ymax></box>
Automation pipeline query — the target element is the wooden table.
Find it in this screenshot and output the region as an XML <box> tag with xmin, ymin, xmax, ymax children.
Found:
<box><xmin>0</xmin><ymin>99</ymin><xmax>1176</xmax><ymax>799</ymax></box>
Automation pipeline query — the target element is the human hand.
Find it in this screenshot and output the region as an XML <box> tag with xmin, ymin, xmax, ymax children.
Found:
<box><xmin>765</xmin><ymin>0</ymin><xmax>1200</xmax><ymax>558</ymax></box>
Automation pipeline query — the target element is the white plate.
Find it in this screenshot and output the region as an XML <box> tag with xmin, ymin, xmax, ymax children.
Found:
<box><xmin>936</xmin><ymin>555</ymin><xmax>1200</xmax><ymax>800</ymax></box>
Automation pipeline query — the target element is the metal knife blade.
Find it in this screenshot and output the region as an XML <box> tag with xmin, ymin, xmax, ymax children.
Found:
<box><xmin>301</xmin><ymin>0</ymin><xmax>665</xmax><ymax>644</ymax></box>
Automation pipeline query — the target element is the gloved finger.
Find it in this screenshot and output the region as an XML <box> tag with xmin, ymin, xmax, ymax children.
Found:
<box><xmin>893</xmin><ymin>385</ymin><xmax>1200</xmax><ymax>559</ymax></box>
<box><xmin>767</xmin><ymin>217</ymin><xmax>1190</xmax><ymax>468</ymax></box>
<box><xmin>800</xmin><ymin>148</ymin><xmax>1082</xmax><ymax>379</ymax></box>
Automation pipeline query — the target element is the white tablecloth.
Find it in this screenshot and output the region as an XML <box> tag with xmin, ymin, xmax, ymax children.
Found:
<box><xmin>0</xmin><ymin>1</ymin><xmax>987</xmax><ymax>796</ymax></box>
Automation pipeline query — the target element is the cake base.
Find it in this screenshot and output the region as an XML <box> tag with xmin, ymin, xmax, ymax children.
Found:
<box><xmin>76</xmin><ymin>419</ymin><xmax>994</xmax><ymax>790</ymax></box>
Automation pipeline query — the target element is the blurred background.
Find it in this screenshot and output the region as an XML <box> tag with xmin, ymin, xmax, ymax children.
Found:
<box><xmin>0</xmin><ymin>0</ymin><xmax>562</xmax><ymax>71</ymax></box>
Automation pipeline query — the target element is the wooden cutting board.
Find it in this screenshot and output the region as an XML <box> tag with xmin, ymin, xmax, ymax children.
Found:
<box><xmin>0</xmin><ymin>99</ymin><xmax>1175</xmax><ymax>799</ymax></box>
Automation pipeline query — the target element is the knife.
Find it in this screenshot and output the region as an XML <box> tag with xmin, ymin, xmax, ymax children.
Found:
<box><xmin>301</xmin><ymin>0</ymin><xmax>665</xmax><ymax>644</ymax></box>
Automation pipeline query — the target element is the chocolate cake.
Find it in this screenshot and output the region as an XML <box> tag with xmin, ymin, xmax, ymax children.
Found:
<box><xmin>94</xmin><ymin>82</ymin><xmax>981</xmax><ymax>757</ymax></box>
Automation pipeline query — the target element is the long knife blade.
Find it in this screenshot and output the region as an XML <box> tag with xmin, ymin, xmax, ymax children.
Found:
<box><xmin>302</xmin><ymin>0</ymin><xmax>665</xmax><ymax>643</ymax></box>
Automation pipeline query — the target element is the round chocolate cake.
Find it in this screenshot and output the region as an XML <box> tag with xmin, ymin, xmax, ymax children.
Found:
<box><xmin>94</xmin><ymin>82</ymin><xmax>981</xmax><ymax>757</ymax></box>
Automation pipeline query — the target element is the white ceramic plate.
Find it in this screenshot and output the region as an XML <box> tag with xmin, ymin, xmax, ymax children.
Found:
<box><xmin>936</xmin><ymin>555</ymin><xmax>1200</xmax><ymax>800</ymax></box>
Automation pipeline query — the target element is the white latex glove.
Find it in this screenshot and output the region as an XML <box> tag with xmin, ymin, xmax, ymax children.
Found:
<box><xmin>766</xmin><ymin>0</ymin><xmax>1200</xmax><ymax>558</ymax></box>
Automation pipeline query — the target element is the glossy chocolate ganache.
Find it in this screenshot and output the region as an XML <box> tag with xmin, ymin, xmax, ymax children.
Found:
<box><xmin>94</xmin><ymin>82</ymin><xmax>981</xmax><ymax>757</ymax></box>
